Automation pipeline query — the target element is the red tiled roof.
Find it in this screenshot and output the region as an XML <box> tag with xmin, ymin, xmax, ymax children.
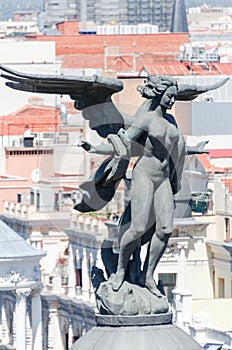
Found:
<box><xmin>26</xmin><ymin>32</ymin><xmax>232</xmax><ymax>76</ymax></box>
<box><xmin>61</xmin><ymin>54</ymin><xmax>104</xmax><ymax>69</ymax></box>
<box><xmin>62</xmin><ymin>54</ymin><xmax>232</xmax><ymax>75</ymax></box>
<box><xmin>197</xmin><ymin>154</ymin><xmax>214</xmax><ymax>172</ymax></box>
<box><xmin>222</xmin><ymin>178</ymin><xmax>232</xmax><ymax>194</ymax></box>
<box><xmin>139</xmin><ymin>61</ymin><xmax>232</xmax><ymax>76</ymax></box>
<box><xmin>208</xmin><ymin>149</ymin><xmax>232</xmax><ymax>158</ymax></box>
<box><xmin>27</xmin><ymin>32</ymin><xmax>190</xmax><ymax>59</ymax></box>
<box><xmin>0</xmin><ymin>104</ymin><xmax>61</xmax><ymax>136</ymax></box>
<box><xmin>211</xmin><ymin>62</ymin><xmax>232</xmax><ymax>75</ymax></box>
<box><xmin>197</xmin><ymin>153</ymin><xmax>227</xmax><ymax>173</ymax></box>
<box><xmin>140</xmin><ymin>62</ymin><xmax>190</xmax><ymax>76</ymax></box>
<box><xmin>25</xmin><ymin>31</ymin><xmax>232</xmax><ymax>76</ymax></box>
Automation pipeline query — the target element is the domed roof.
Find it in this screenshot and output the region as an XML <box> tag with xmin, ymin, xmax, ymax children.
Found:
<box><xmin>0</xmin><ymin>220</ymin><xmax>46</xmax><ymax>260</ymax></box>
<box><xmin>71</xmin><ymin>323</ymin><xmax>202</xmax><ymax>350</ymax></box>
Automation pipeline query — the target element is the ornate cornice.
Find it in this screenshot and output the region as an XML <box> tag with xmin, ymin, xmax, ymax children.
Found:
<box><xmin>0</xmin><ymin>264</ymin><xmax>42</xmax><ymax>290</ymax></box>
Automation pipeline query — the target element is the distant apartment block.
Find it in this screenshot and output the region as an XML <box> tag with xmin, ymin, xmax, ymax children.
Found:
<box><xmin>13</xmin><ymin>8</ymin><xmax>40</xmax><ymax>22</ymax></box>
<box><xmin>44</xmin><ymin>0</ymin><xmax>80</xmax><ymax>26</ymax></box>
<box><xmin>94</xmin><ymin>0</ymin><xmax>175</xmax><ymax>31</ymax></box>
<box><xmin>43</xmin><ymin>0</ymin><xmax>177</xmax><ymax>32</ymax></box>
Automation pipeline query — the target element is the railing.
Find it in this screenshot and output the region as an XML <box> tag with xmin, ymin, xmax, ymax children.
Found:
<box><xmin>70</xmin><ymin>213</ymin><xmax>109</xmax><ymax>236</ymax></box>
<box><xmin>3</xmin><ymin>200</ymin><xmax>36</xmax><ymax>219</ymax></box>
<box><xmin>178</xmin><ymin>52</ymin><xmax>220</xmax><ymax>62</ymax></box>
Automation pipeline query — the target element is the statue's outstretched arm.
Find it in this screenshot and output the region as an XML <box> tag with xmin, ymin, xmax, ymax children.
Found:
<box><xmin>186</xmin><ymin>141</ymin><xmax>209</xmax><ymax>155</ymax></box>
<box><xmin>78</xmin><ymin>141</ymin><xmax>115</xmax><ymax>155</ymax></box>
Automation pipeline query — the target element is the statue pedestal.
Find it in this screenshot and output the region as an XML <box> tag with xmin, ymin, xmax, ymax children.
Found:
<box><xmin>71</xmin><ymin>313</ymin><xmax>203</xmax><ymax>350</ymax></box>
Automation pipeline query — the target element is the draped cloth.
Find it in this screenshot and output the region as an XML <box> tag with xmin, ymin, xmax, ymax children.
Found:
<box><xmin>74</xmin><ymin>129</ymin><xmax>131</xmax><ymax>213</ymax></box>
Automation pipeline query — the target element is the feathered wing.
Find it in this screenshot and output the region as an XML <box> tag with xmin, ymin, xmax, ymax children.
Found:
<box><xmin>0</xmin><ymin>65</ymin><xmax>131</xmax><ymax>212</ymax></box>
<box><xmin>0</xmin><ymin>64</ymin><xmax>128</xmax><ymax>137</ymax></box>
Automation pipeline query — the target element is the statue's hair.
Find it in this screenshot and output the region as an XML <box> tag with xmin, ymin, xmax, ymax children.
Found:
<box><xmin>146</xmin><ymin>74</ymin><xmax>178</xmax><ymax>98</ymax></box>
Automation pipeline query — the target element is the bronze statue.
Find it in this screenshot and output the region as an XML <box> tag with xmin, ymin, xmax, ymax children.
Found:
<box><xmin>0</xmin><ymin>65</ymin><xmax>228</xmax><ymax>315</ymax></box>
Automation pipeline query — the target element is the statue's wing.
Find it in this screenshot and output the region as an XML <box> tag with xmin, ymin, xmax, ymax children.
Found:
<box><xmin>177</xmin><ymin>77</ymin><xmax>229</xmax><ymax>101</ymax></box>
<box><xmin>0</xmin><ymin>64</ymin><xmax>128</xmax><ymax>137</ymax></box>
<box><xmin>0</xmin><ymin>64</ymin><xmax>123</xmax><ymax>103</ymax></box>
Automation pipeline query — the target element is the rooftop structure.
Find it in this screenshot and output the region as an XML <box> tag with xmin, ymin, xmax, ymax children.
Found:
<box><xmin>0</xmin><ymin>21</ymin><xmax>40</xmax><ymax>38</ymax></box>
<box><xmin>0</xmin><ymin>219</ymin><xmax>46</xmax><ymax>349</ymax></box>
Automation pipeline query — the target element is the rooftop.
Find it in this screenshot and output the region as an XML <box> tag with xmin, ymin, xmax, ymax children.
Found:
<box><xmin>0</xmin><ymin>103</ymin><xmax>61</xmax><ymax>136</ymax></box>
<box><xmin>25</xmin><ymin>30</ymin><xmax>232</xmax><ymax>76</ymax></box>
<box><xmin>0</xmin><ymin>219</ymin><xmax>45</xmax><ymax>260</ymax></box>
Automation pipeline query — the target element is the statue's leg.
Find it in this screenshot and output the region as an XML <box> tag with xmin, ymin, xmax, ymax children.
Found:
<box><xmin>111</xmin><ymin>173</ymin><xmax>155</xmax><ymax>291</ymax></box>
<box><xmin>144</xmin><ymin>179</ymin><xmax>174</xmax><ymax>296</ymax></box>
<box><xmin>118</xmin><ymin>202</ymin><xmax>142</xmax><ymax>283</ymax></box>
<box><xmin>118</xmin><ymin>201</ymin><xmax>131</xmax><ymax>244</ymax></box>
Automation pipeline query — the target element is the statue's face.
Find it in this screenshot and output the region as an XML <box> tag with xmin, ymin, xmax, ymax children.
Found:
<box><xmin>160</xmin><ymin>86</ymin><xmax>177</xmax><ymax>109</ymax></box>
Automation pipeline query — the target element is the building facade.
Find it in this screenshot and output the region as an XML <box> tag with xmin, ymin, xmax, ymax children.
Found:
<box><xmin>43</xmin><ymin>0</ymin><xmax>179</xmax><ymax>32</ymax></box>
<box><xmin>44</xmin><ymin>0</ymin><xmax>80</xmax><ymax>27</ymax></box>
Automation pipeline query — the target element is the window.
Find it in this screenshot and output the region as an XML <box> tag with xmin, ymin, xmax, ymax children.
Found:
<box><xmin>218</xmin><ymin>278</ymin><xmax>225</xmax><ymax>298</ymax></box>
<box><xmin>225</xmin><ymin>217</ymin><xmax>230</xmax><ymax>241</ymax></box>
<box><xmin>68</xmin><ymin>2</ymin><xmax>77</xmax><ymax>8</ymax></box>
<box><xmin>48</xmin><ymin>2</ymin><xmax>59</xmax><ymax>6</ymax></box>
<box><xmin>158</xmin><ymin>273</ymin><xmax>176</xmax><ymax>302</ymax></box>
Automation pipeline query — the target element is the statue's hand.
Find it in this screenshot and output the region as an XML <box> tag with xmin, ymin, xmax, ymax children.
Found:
<box><xmin>78</xmin><ymin>141</ymin><xmax>93</xmax><ymax>152</ymax></box>
<box><xmin>195</xmin><ymin>140</ymin><xmax>209</xmax><ymax>154</ymax></box>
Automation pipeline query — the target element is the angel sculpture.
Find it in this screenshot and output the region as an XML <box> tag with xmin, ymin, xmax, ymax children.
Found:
<box><xmin>0</xmin><ymin>65</ymin><xmax>228</xmax><ymax>315</ymax></box>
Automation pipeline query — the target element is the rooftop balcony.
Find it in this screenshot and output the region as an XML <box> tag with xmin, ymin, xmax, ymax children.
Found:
<box><xmin>70</xmin><ymin>212</ymin><xmax>110</xmax><ymax>239</ymax></box>
<box><xmin>2</xmin><ymin>200</ymin><xmax>71</xmax><ymax>226</ymax></box>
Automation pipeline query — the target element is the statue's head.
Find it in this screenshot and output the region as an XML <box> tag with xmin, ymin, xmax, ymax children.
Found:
<box><xmin>137</xmin><ymin>75</ymin><xmax>178</xmax><ymax>108</ymax></box>
<box><xmin>137</xmin><ymin>75</ymin><xmax>178</xmax><ymax>98</ymax></box>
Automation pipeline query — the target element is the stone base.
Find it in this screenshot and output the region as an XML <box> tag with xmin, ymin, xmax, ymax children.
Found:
<box><xmin>95</xmin><ymin>312</ymin><xmax>172</xmax><ymax>326</ymax></box>
<box><xmin>95</xmin><ymin>278</ymin><xmax>169</xmax><ymax>316</ymax></box>
<box><xmin>71</xmin><ymin>314</ymin><xmax>203</xmax><ymax>350</ymax></box>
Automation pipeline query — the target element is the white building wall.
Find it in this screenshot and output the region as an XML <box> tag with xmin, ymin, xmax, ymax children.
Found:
<box><xmin>192</xmin><ymin>299</ymin><xmax>232</xmax><ymax>332</ymax></box>
<box><xmin>175</xmin><ymin>101</ymin><xmax>232</xmax><ymax>137</ymax></box>
<box><xmin>0</xmin><ymin>41</ymin><xmax>56</xmax><ymax>64</ymax></box>
<box><xmin>0</xmin><ymin>40</ymin><xmax>61</xmax><ymax>115</ymax></box>
<box><xmin>186</xmin><ymin>134</ymin><xmax>232</xmax><ymax>149</ymax></box>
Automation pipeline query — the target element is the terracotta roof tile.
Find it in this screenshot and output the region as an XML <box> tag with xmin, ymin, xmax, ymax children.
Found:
<box><xmin>0</xmin><ymin>105</ymin><xmax>61</xmax><ymax>136</ymax></box>
<box><xmin>208</xmin><ymin>149</ymin><xmax>232</xmax><ymax>158</ymax></box>
<box><xmin>197</xmin><ymin>151</ymin><xmax>232</xmax><ymax>174</ymax></box>
<box><xmin>27</xmin><ymin>32</ymin><xmax>189</xmax><ymax>58</ymax></box>
<box><xmin>140</xmin><ymin>62</ymin><xmax>191</xmax><ymax>76</ymax></box>
<box><xmin>25</xmin><ymin>32</ymin><xmax>232</xmax><ymax>76</ymax></box>
<box><xmin>222</xmin><ymin>178</ymin><xmax>232</xmax><ymax>194</ymax></box>
<box><xmin>61</xmin><ymin>54</ymin><xmax>104</xmax><ymax>69</ymax></box>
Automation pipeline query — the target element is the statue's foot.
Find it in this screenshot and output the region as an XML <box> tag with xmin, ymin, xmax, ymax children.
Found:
<box><xmin>110</xmin><ymin>269</ymin><xmax>125</xmax><ymax>291</ymax></box>
<box><xmin>144</xmin><ymin>277</ymin><xmax>162</xmax><ymax>297</ymax></box>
